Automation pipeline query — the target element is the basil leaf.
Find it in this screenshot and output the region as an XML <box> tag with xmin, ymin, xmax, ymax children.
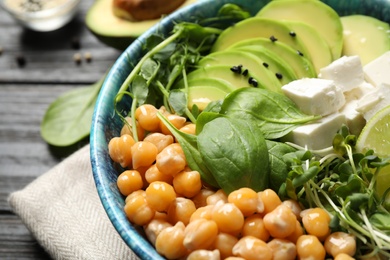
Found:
<box><xmin>220</xmin><ymin>88</ymin><xmax>320</xmax><ymax>139</ymax></box>
<box><xmin>198</xmin><ymin>116</ymin><xmax>269</xmax><ymax>194</ymax></box>
<box><xmin>41</xmin><ymin>77</ymin><xmax>103</xmax><ymax>147</ymax></box>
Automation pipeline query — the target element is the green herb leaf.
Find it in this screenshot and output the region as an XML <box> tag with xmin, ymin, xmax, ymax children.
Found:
<box><xmin>41</xmin><ymin>77</ymin><xmax>104</xmax><ymax>147</ymax></box>
<box><xmin>197</xmin><ymin>116</ymin><xmax>269</xmax><ymax>194</ymax></box>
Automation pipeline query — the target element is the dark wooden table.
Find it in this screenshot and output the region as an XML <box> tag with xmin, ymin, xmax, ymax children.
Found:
<box><xmin>0</xmin><ymin>1</ymin><xmax>122</xmax><ymax>258</ymax></box>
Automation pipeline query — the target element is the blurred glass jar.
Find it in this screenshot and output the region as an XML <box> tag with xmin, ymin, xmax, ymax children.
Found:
<box><xmin>1</xmin><ymin>0</ymin><xmax>81</xmax><ymax>31</ymax></box>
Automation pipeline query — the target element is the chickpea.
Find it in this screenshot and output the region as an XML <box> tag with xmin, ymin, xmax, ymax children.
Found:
<box><xmin>187</xmin><ymin>249</ymin><xmax>220</xmax><ymax>260</ymax></box>
<box><xmin>108</xmin><ymin>134</ymin><xmax>135</xmax><ymax>168</ymax></box>
<box><xmin>282</xmin><ymin>199</ymin><xmax>303</xmax><ymax>221</ymax></box>
<box><xmin>207</xmin><ymin>189</ymin><xmax>228</xmax><ymax>205</ymax></box>
<box><xmin>135</xmin><ymin>104</ymin><xmax>160</xmax><ymax>132</ymax></box>
<box><xmin>232</xmin><ymin>236</ymin><xmax>273</xmax><ymax>260</ymax></box>
<box><xmin>124</xmin><ymin>191</ymin><xmax>155</xmax><ymax>226</ymax></box>
<box><xmin>242</xmin><ymin>214</ymin><xmax>270</xmax><ymax>242</ymax></box>
<box><xmin>214</xmin><ymin>232</ymin><xmax>239</xmax><ymax>259</ymax></box>
<box><xmin>179</xmin><ymin>123</ymin><xmax>196</xmax><ymax>135</ymax></box>
<box><xmin>167</xmin><ymin>197</ymin><xmax>196</xmax><ymax>225</ymax></box>
<box><xmin>286</xmin><ymin>219</ymin><xmax>304</xmax><ymax>243</ymax></box>
<box><xmin>131</xmin><ymin>141</ymin><xmax>158</xmax><ymax>169</ymax></box>
<box><xmin>259</xmin><ymin>188</ymin><xmax>282</xmax><ymax>214</ymax></box>
<box><xmin>296</xmin><ymin>235</ymin><xmax>326</xmax><ymax>260</ymax></box>
<box><xmin>120</xmin><ymin>116</ymin><xmax>145</xmax><ymax>141</ymax></box>
<box><xmin>173</xmin><ymin>170</ymin><xmax>202</xmax><ymax>198</ymax></box>
<box><xmin>144</xmin><ymin>164</ymin><xmax>173</xmax><ymax>184</ymax></box>
<box><xmin>324</xmin><ymin>232</ymin><xmax>356</xmax><ymax>258</ymax></box>
<box><xmin>159</xmin><ymin>113</ymin><xmax>187</xmax><ymax>135</ymax></box>
<box><xmin>145</xmin><ymin>181</ymin><xmax>176</xmax><ymax>212</ymax></box>
<box><xmin>334</xmin><ymin>253</ymin><xmax>356</xmax><ymax>260</ymax></box>
<box><xmin>190</xmin><ymin>205</ymin><xmax>214</xmax><ymax>222</ymax></box>
<box><xmin>192</xmin><ymin>188</ymin><xmax>215</xmax><ymax>208</ymax></box>
<box><xmin>267</xmin><ymin>238</ymin><xmax>297</xmax><ymax>260</ymax></box>
<box><xmin>143</xmin><ymin>132</ymin><xmax>174</xmax><ymax>153</ymax></box>
<box><xmin>144</xmin><ymin>218</ymin><xmax>172</xmax><ymax>246</ymax></box>
<box><xmin>183</xmin><ymin>218</ymin><xmax>218</xmax><ymax>250</ymax></box>
<box><xmin>212</xmin><ymin>201</ymin><xmax>244</xmax><ymax>236</ymax></box>
<box><xmin>301</xmin><ymin>207</ymin><xmax>331</xmax><ymax>239</ymax></box>
<box><xmin>263</xmin><ymin>204</ymin><xmax>297</xmax><ymax>239</ymax></box>
<box><xmin>155</xmin><ymin>222</ymin><xmax>187</xmax><ymax>259</ymax></box>
<box><xmin>228</xmin><ymin>187</ymin><xmax>261</xmax><ymax>217</ymax></box>
<box><xmin>156</xmin><ymin>143</ymin><xmax>187</xmax><ymax>176</ymax></box>
<box><xmin>117</xmin><ymin>170</ymin><xmax>143</xmax><ymax>196</ymax></box>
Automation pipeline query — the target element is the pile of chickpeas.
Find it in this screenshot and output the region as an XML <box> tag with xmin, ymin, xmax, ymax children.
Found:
<box><xmin>108</xmin><ymin>104</ymin><xmax>357</xmax><ymax>260</ymax></box>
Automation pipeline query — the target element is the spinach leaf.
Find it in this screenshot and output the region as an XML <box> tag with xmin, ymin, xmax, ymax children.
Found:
<box><xmin>197</xmin><ymin>116</ymin><xmax>269</xmax><ymax>194</ymax></box>
<box><xmin>157</xmin><ymin>112</ymin><xmax>219</xmax><ymax>188</ymax></box>
<box><xmin>220</xmin><ymin>88</ymin><xmax>321</xmax><ymax>139</ymax></box>
<box><xmin>41</xmin><ymin>77</ymin><xmax>103</xmax><ymax>147</ymax></box>
<box><xmin>266</xmin><ymin>140</ymin><xmax>296</xmax><ymax>192</ymax></box>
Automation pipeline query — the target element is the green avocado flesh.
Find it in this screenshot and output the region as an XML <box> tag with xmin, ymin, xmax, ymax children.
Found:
<box><xmin>256</xmin><ymin>0</ymin><xmax>343</xmax><ymax>60</ymax></box>
<box><xmin>341</xmin><ymin>15</ymin><xmax>390</xmax><ymax>65</ymax></box>
<box><xmin>234</xmin><ymin>46</ymin><xmax>297</xmax><ymax>85</ymax></box>
<box><xmin>284</xmin><ymin>21</ymin><xmax>332</xmax><ymax>74</ymax></box>
<box><xmin>85</xmin><ymin>0</ymin><xmax>197</xmax><ymax>50</ymax></box>
<box><xmin>183</xmin><ymin>65</ymin><xmax>254</xmax><ymax>91</ymax></box>
<box><xmin>187</xmin><ymin>86</ymin><xmax>229</xmax><ymax>110</ymax></box>
<box><xmin>228</xmin><ymin>38</ymin><xmax>316</xmax><ymax>79</ymax></box>
<box><xmin>211</xmin><ymin>17</ymin><xmax>310</xmax><ymax>59</ymax></box>
<box><xmin>198</xmin><ymin>50</ymin><xmax>283</xmax><ymax>92</ymax></box>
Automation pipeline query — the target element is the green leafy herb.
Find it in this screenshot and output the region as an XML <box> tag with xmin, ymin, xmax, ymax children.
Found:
<box><xmin>197</xmin><ymin>116</ymin><xmax>269</xmax><ymax>194</ymax></box>
<box><xmin>40</xmin><ymin>77</ymin><xmax>104</xmax><ymax>147</ymax></box>
<box><xmin>220</xmin><ymin>88</ymin><xmax>321</xmax><ymax>139</ymax></box>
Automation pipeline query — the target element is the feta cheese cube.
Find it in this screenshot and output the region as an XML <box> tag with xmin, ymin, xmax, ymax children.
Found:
<box><xmin>364</xmin><ymin>51</ymin><xmax>390</xmax><ymax>87</ymax></box>
<box><xmin>281</xmin><ymin>78</ymin><xmax>345</xmax><ymax>116</ymax></box>
<box><xmin>356</xmin><ymin>83</ymin><xmax>390</xmax><ymax>121</ymax></box>
<box><xmin>344</xmin><ymin>81</ymin><xmax>375</xmax><ymax>101</ymax></box>
<box><xmin>319</xmin><ymin>55</ymin><xmax>364</xmax><ymax>92</ymax></box>
<box><xmin>339</xmin><ymin>99</ymin><xmax>365</xmax><ymax>135</ymax></box>
<box><xmin>282</xmin><ymin>113</ymin><xmax>346</xmax><ymax>150</ymax></box>
<box><xmin>339</xmin><ymin>82</ymin><xmax>374</xmax><ymax>135</ymax></box>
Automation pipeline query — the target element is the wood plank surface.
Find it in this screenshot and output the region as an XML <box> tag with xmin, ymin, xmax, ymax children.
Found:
<box><xmin>0</xmin><ymin>0</ymin><xmax>122</xmax><ymax>258</ymax></box>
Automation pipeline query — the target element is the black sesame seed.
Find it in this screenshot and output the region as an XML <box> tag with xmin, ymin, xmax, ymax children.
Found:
<box><xmin>276</xmin><ymin>73</ymin><xmax>283</xmax><ymax>79</ymax></box>
<box><xmin>230</xmin><ymin>66</ymin><xmax>241</xmax><ymax>74</ymax></box>
<box><xmin>297</xmin><ymin>50</ymin><xmax>304</xmax><ymax>56</ymax></box>
<box><xmin>242</xmin><ymin>69</ymin><xmax>248</xmax><ymax>76</ymax></box>
<box><xmin>252</xmin><ymin>79</ymin><xmax>258</xmax><ymax>87</ymax></box>
<box><xmin>289</xmin><ymin>31</ymin><xmax>296</xmax><ymax>37</ymax></box>
<box><xmin>16</xmin><ymin>54</ymin><xmax>26</xmax><ymax>67</ymax></box>
<box><xmin>270</xmin><ymin>35</ymin><xmax>278</xmax><ymax>42</ymax></box>
<box><xmin>263</xmin><ymin>62</ymin><xmax>269</xmax><ymax>68</ymax></box>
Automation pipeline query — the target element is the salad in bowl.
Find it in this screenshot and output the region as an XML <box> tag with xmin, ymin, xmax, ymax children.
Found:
<box><xmin>91</xmin><ymin>0</ymin><xmax>390</xmax><ymax>259</ymax></box>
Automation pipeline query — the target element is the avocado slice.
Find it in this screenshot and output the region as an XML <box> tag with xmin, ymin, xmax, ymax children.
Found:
<box><xmin>211</xmin><ymin>17</ymin><xmax>310</xmax><ymax>59</ymax></box>
<box><xmin>284</xmin><ymin>21</ymin><xmax>332</xmax><ymax>74</ymax></box>
<box><xmin>229</xmin><ymin>37</ymin><xmax>316</xmax><ymax>79</ymax></box>
<box><xmin>187</xmin><ymin>85</ymin><xmax>230</xmax><ymax>110</ymax></box>
<box><xmin>85</xmin><ymin>0</ymin><xmax>197</xmax><ymax>50</ymax></box>
<box><xmin>256</xmin><ymin>0</ymin><xmax>343</xmax><ymax>60</ymax></box>
<box><xmin>341</xmin><ymin>15</ymin><xmax>390</xmax><ymax>65</ymax></box>
<box><xmin>234</xmin><ymin>46</ymin><xmax>297</xmax><ymax>85</ymax></box>
<box><xmin>175</xmin><ymin>77</ymin><xmax>236</xmax><ymax>92</ymax></box>
<box><xmin>198</xmin><ymin>50</ymin><xmax>282</xmax><ymax>92</ymax></box>
<box><xmin>182</xmin><ymin>65</ymin><xmax>255</xmax><ymax>91</ymax></box>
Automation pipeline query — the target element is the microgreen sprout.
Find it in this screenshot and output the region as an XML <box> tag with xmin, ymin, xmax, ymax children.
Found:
<box><xmin>281</xmin><ymin>125</ymin><xmax>390</xmax><ymax>257</ymax></box>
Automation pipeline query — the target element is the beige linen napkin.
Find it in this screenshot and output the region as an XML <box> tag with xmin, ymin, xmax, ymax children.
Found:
<box><xmin>8</xmin><ymin>145</ymin><xmax>140</xmax><ymax>260</ymax></box>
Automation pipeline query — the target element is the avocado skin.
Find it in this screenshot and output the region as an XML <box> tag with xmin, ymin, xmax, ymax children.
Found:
<box><xmin>85</xmin><ymin>0</ymin><xmax>197</xmax><ymax>50</ymax></box>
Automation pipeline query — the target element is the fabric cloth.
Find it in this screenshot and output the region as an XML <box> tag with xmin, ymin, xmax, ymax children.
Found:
<box><xmin>8</xmin><ymin>145</ymin><xmax>140</xmax><ymax>260</ymax></box>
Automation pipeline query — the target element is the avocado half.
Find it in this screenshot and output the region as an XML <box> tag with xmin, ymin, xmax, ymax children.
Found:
<box><xmin>86</xmin><ymin>0</ymin><xmax>198</xmax><ymax>50</ymax></box>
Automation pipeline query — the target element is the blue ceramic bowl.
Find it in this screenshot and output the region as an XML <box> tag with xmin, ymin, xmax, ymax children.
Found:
<box><xmin>90</xmin><ymin>0</ymin><xmax>390</xmax><ymax>259</ymax></box>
